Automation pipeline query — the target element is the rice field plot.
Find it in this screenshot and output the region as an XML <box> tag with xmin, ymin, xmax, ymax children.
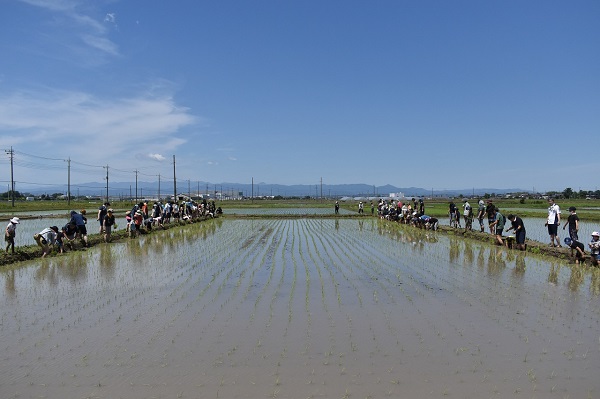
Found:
<box><xmin>0</xmin><ymin>217</ymin><xmax>599</xmax><ymax>399</ymax></box>
<box><xmin>226</xmin><ymin>207</ymin><xmax>355</xmax><ymax>216</ymax></box>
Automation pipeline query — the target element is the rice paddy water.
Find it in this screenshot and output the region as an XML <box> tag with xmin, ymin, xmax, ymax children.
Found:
<box><xmin>0</xmin><ymin>215</ymin><xmax>598</xmax><ymax>398</ymax></box>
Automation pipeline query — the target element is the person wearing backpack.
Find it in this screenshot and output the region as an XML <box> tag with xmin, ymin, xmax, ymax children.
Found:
<box><xmin>489</xmin><ymin>207</ymin><xmax>505</xmax><ymax>246</ymax></box>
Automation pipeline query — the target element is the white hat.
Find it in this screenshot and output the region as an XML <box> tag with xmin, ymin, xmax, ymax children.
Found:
<box><xmin>10</xmin><ymin>217</ymin><xmax>20</xmax><ymax>224</ymax></box>
<box><xmin>592</xmin><ymin>231</ymin><xmax>599</xmax><ymax>237</ymax></box>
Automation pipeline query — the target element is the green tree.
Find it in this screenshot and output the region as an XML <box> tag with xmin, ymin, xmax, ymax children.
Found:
<box><xmin>563</xmin><ymin>187</ymin><xmax>573</xmax><ymax>199</ymax></box>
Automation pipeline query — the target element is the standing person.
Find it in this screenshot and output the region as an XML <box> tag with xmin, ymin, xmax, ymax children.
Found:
<box><xmin>545</xmin><ymin>198</ymin><xmax>562</xmax><ymax>247</ymax></box>
<box><xmin>418</xmin><ymin>198</ymin><xmax>425</xmax><ymax>215</ymax></box>
<box><xmin>485</xmin><ymin>200</ymin><xmax>495</xmax><ymax>234</ymax></box>
<box><xmin>358</xmin><ymin>202</ymin><xmax>364</xmax><ymax>214</ymax></box>
<box><xmin>448</xmin><ymin>202</ymin><xmax>457</xmax><ymax>227</ymax></box>
<box><xmin>588</xmin><ymin>232</ymin><xmax>600</xmax><ymax>266</ymax></box>
<box><xmin>69</xmin><ymin>210</ymin><xmax>88</xmax><ymax>247</ymax></box>
<box><xmin>5</xmin><ymin>217</ymin><xmax>19</xmax><ymax>254</ymax></box>
<box><xmin>34</xmin><ymin>226</ymin><xmax>59</xmax><ymax>257</ymax></box>
<box><xmin>562</xmin><ymin>206</ymin><xmax>579</xmax><ymax>244</ymax></box>
<box><xmin>103</xmin><ymin>208</ymin><xmax>116</xmax><ymax>242</ymax></box>
<box><xmin>462</xmin><ymin>199</ymin><xmax>472</xmax><ymax>231</ymax></box>
<box><xmin>371</xmin><ymin>201</ymin><xmax>375</xmax><ymax>215</ymax></box>
<box><xmin>506</xmin><ymin>214</ymin><xmax>527</xmax><ymax>251</ymax></box>
<box><xmin>97</xmin><ymin>202</ymin><xmax>110</xmax><ymax>233</ymax></box>
<box><xmin>476</xmin><ymin>200</ymin><xmax>486</xmax><ymax>232</ymax></box>
<box><xmin>334</xmin><ymin>201</ymin><xmax>339</xmax><ymax>214</ymax></box>
<box><xmin>489</xmin><ymin>208</ymin><xmax>506</xmax><ymax>246</ymax></box>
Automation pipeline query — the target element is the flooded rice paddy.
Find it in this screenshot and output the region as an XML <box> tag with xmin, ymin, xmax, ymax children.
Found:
<box><xmin>1</xmin><ymin>218</ymin><xmax>599</xmax><ymax>398</ymax></box>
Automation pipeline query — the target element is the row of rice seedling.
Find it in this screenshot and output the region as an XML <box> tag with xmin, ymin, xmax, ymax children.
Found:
<box><xmin>0</xmin><ymin>217</ymin><xmax>598</xmax><ymax>398</ymax></box>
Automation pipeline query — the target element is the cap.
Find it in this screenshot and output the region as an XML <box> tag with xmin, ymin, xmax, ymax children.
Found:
<box><xmin>564</xmin><ymin>237</ymin><xmax>572</xmax><ymax>246</ymax></box>
<box><xmin>107</xmin><ymin>208</ymin><xmax>113</xmax><ymax>213</ymax></box>
<box><xmin>50</xmin><ymin>226</ymin><xmax>59</xmax><ymax>232</ymax></box>
<box><xmin>592</xmin><ymin>231</ymin><xmax>600</xmax><ymax>237</ymax></box>
<box><xmin>10</xmin><ymin>217</ymin><xmax>20</xmax><ymax>224</ymax></box>
<box><xmin>568</xmin><ymin>206</ymin><xmax>576</xmax><ymax>211</ymax></box>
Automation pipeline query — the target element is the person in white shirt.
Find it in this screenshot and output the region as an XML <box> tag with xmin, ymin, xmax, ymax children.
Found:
<box><xmin>34</xmin><ymin>226</ymin><xmax>59</xmax><ymax>257</ymax></box>
<box><xmin>5</xmin><ymin>217</ymin><xmax>19</xmax><ymax>254</ymax></box>
<box><xmin>545</xmin><ymin>198</ymin><xmax>561</xmax><ymax>247</ymax></box>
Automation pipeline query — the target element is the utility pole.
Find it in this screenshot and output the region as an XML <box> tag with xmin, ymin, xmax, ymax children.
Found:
<box><xmin>67</xmin><ymin>157</ymin><xmax>71</xmax><ymax>206</ymax></box>
<box><xmin>104</xmin><ymin>165</ymin><xmax>109</xmax><ymax>203</ymax></box>
<box><xmin>5</xmin><ymin>147</ymin><xmax>14</xmax><ymax>207</ymax></box>
<box><xmin>158</xmin><ymin>174</ymin><xmax>161</xmax><ymax>201</ymax></box>
<box><xmin>252</xmin><ymin>177</ymin><xmax>254</xmax><ymax>203</ymax></box>
<box><xmin>172</xmin><ymin>155</ymin><xmax>176</xmax><ymax>202</ymax></box>
<box><xmin>134</xmin><ymin>170</ymin><xmax>139</xmax><ymax>203</ymax></box>
<box><xmin>188</xmin><ymin>179</ymin><xmax>191</xmax><ymax>199</ymax></box>
<box><xmin>320</xmin><ymin>177</ymin><xmax>323</xmax><ymax>201</ymax></box>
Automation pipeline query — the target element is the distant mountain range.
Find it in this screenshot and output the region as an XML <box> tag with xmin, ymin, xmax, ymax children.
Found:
<box><xmin>22</xmin><ymin>181</ymin><xmax>528</xmax><ymax>199</ymax></box>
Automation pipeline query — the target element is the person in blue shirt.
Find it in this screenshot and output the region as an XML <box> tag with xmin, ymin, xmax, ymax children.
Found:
<box><xmin>69</xmin><ymin>209</ymin><xmax>88</xmax><ymax>247</ymax></box>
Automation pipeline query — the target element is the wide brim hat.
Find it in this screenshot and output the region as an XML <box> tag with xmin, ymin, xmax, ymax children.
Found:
<box><xmin>592</xmin><ymin>232</ymin><xmax>600</xmax><ymax>237</ymax></box>
<box><xmin>10</xmin><ymin>217</ymin><xmax>19</xmax><ymax>224</ymax></box>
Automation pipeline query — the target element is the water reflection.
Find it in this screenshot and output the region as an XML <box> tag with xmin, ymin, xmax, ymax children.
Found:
<box><xmin>463</xmin><ymin>240</ymin><xmax>474</xmax><ymax>265</ymax></box>
<box><xmin>35</xmin><ymin>262</ymin><xmax>59</xmax><ymax>286</ymax></box>
<box><xmin>548</xmin><ymin>262</ymin><xmax>559</xmax><ymax>285</ymax></box>
<box><xmin>4</xmin><ymin>269</ymin><xmax>15</xmax><ymax>297</ymax></box>
<box><xmin>487</xmin><ymin>247</ymin><xmax>506</xmax><ymax>275</ymax></box>
<box><xmin>590</xmin><ymin>270</ymin><xmax>600</xmax><ymax>296</ymax></box>
<box><xmin>61</xmin><ymin>251</ymin><xmax>89</xmax><ymax>282</ymax></box>
<box><xmin>568</xmin><ymin>266</ymin><xmax>585</xmax><ymax>292</ymax></box>
<box><xmin>514</xmin><ymin>252</ymin><xmax>526</xmax><ymax>276</ymax></box>
<box><xmin>99</xmin><ymin>244</ymin><xmax>116</xmax><ymax>280</ymax></box>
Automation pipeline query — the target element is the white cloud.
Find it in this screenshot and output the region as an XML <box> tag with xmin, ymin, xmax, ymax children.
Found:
<box><xmin>19</xmin><ymin>0</ymin><xmax>76</xmax><ymax>12</ymax></box>
<box><xmin>82</xmin><ymin>35</ymin><xmax>119</xmax><ymax>56</ymax></box>
<box><xmin>0</xmin><ymin>87</ymin><xmax>197</xmax><ymax>170</ymax></box>
<box><xmin>148</xmin><ymin>153</ymin><xmax>166</xmax><ymax>162</ymax></box>
<box><xmin>104</xmin><ymin>13</ymin><xmax>116</xmax><ymax>24</ymax></box>
<box><xmin>19</xmin><ymin>0</ymin><xmax>119</xmax><ymax>58</ymax></box>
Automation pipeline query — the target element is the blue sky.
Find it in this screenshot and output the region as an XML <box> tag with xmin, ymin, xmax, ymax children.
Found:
<box><xmin>1</xmin><ymin>0</ymin><xmax>598</xmax><ymax>193</ymax></box>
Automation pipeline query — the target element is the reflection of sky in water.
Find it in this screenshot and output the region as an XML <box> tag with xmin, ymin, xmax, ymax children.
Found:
<box><xmin>225</xmin><ymin>207</ymin><xmax>356</xmax><ymax>215</ymax></box>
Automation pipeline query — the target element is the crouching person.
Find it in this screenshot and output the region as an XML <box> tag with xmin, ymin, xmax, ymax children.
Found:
<box><xmin>564</xmin><ymin>237</ymin><xmax>586</xmax><ymax>265</ymax></box>
<box><xmin>34</xmin><ymin>226</ymin><xmax>59</xmax><ymax>258</ymax></box>
<box><xmin>506</xmin><ymin>214</ymin><xmax>526</xmax><ymax>251</ymax></box>
<box><xmin>588</xmin><ymin>232</ymin><xmax>600</xmax><ymax>267</ymax></box>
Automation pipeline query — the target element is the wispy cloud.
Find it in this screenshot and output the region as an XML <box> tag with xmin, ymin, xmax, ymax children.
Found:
<box><xmin>147</xmin><ymin>153</ymin><xmax>166</xmax><ymax>162</ymax></box>
<box><xmin>18</xmin><ymin>0</ymin><xmax>119</xmax><ymax>59</ymax></box>
<box><xmin>0</xmin><ymin>87</ymin><xmax>197</xmax><ymax>168</ymax></box>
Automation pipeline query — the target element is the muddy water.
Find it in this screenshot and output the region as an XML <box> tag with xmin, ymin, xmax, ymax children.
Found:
<box><xmin>0</xmin><ymin>218</ymin><xmax>598</xmax><ymax>398</ymax></box>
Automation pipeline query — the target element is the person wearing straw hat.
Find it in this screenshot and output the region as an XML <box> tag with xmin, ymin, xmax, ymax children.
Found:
<box><xmin>588</xmin><ymin>232</ymin><xmax>600</xmax><ymax>266</ymax></box>
<box><xmin>5</xmin><ymin>217</ymin><xmax>19</xmax><ymax>253</ymax></box>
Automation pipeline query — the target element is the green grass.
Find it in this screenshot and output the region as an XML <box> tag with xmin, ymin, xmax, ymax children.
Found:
<box><xmin>4</xmin><ymin>197</ymin><xmax>600</xmax><ymax>221</ymax></box>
